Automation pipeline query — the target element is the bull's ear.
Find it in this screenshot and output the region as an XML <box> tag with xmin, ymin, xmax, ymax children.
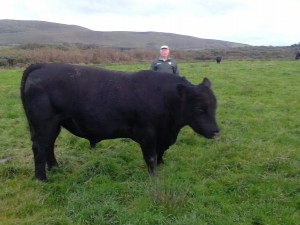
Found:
<box><xmin>200</xmin><ymin>77</ymin><xmax>211</xmax><ymax>88</ymax></box>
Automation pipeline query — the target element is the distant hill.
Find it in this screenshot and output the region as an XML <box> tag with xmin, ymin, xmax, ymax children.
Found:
<box><xmin>0</xmin><ymin>19</ymin><xmax>249</xmax><ymax>50</ymax></box>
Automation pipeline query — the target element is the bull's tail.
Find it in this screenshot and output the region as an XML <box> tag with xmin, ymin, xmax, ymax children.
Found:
<box><xmin>20</xmin><ymin>64</ymin><xmax>43</xmax><ymax>109</ymax></box>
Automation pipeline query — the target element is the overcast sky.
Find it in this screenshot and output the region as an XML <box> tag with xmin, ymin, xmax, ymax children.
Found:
<box><xmin>1</xmin><ymin>0</ymin><xmax>299</xmax><ymax>46</ymax></box>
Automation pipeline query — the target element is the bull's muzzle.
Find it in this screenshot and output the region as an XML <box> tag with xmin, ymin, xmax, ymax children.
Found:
<box><xmin>213</xmin><ymin>132</ymin><xmax>220</xmax><ymax>140</ymax></box>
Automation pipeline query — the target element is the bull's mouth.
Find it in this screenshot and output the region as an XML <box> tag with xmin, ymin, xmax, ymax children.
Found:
<box><xmin>201</xmin><ymin>132</ymin><xmax>220</xmax><ymax>140</ymax></box>
<box><xmin>213</xmin><ymin>133</ymin><xmax>220</xmax><ymax>140</ymax></box>
<box><xmin>195</xmin><ymin>128</ymin><xmax>220</xmax><ymax>140</ymax></box>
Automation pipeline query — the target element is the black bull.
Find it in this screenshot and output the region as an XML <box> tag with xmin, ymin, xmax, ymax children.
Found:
<box><xmin>21</xmin><ymin>63</ymin><xmax>220</xmax><ymax>181</ymax></box>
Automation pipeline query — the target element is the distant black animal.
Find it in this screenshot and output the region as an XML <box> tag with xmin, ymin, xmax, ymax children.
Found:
<box><xmin>295</xmin><ymin>52</ymin><xmax>300</xmax><ymax>60</ymax></box>
<box><xmin>21</xmin><ymin>63</ymin><xmax>220</xmax><ymax>181</ymax></box>
<box><xmin>215</xmin><ymin>57</ymin><xmax>222</xmax><ymax>63</ymax></box>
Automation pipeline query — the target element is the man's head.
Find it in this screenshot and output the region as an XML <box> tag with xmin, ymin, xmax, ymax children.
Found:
<box><xmin>160</xmin><ymin>45</ymin><xmax>170</xmax><ymax>60</ymax></box>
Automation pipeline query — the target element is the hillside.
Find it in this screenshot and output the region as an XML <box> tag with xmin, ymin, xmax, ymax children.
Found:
<box><xmin>0</xmin><ymin>19</ymin><xmax>248</xmax><ymax>50</ymax></box>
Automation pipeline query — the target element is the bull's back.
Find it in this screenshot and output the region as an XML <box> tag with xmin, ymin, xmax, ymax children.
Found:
<box><xmin>21</xmin><ymin>63</ymin><xmax>186</xmax><ymax>114</ymax></box>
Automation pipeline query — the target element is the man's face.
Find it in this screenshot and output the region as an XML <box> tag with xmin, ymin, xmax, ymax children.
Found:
<box><xmin>160</xmin><ymin>48</ymin><xmax>169</xmax><ymax>58</ymax></box>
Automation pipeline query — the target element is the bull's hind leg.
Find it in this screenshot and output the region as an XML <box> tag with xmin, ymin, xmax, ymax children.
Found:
<box><xmin>29</xmin><ymin>119</ymin><xmax>61</xmax><ymax>181</ymax></box>
<box><xmin>31</xmin><ymin>140</ymin><xmax>47</xmax><ymax>181</ymax></box>
<box><xmin>46</xmin><ymin>125</ymin><xmax>61</xmax><ymax>171</ymax></box>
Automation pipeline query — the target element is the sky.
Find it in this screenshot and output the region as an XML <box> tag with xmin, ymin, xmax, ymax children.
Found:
<box><xmin>1</xmin><ymin>0</ymin><xmax>299</xmax><ymax>46</ymax></box>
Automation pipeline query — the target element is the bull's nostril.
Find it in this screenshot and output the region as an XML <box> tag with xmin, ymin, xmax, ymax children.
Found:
<box><xmin>213</xmin><ymin>130</ymin><xmax>219</xmax><ymax>135</ymax></box>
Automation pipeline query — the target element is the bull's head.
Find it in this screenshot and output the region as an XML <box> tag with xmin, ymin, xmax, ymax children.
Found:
<box><xmin>178</xmin><ymin>78</ymin><xmax>220</xmax><ymax>139</ymax></box>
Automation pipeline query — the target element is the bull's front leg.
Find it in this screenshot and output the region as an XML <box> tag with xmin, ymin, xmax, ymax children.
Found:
<box><xmin>138</xmin><ymin>130</ymin><xmax>158</xmax><ymax>176</ymax></box>
<box><xmin>157</xmin><ymin>147</ymin><xmax>169</xmax><ymax>165</ymax></box>
<box><xmin>157</xmin><ymin>152</ymin><xmax>164</xmax><ymax>165</ymax></box>
<box><xmin>142</xmin><ymin>148</ymin><xmax>157</xmax><ymax>176</ymax></box>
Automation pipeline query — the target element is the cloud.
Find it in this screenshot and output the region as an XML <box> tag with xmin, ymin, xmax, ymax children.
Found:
<box><xmin>1</xmin><ymin>0</ymin><xmax>299</xmax><ymax>46</ymax></box>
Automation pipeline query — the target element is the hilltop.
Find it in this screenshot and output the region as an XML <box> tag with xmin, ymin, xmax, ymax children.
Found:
<box><xmin>0</xmin><ymin>19</ymin><xmax>248</xmax><ymax>50</ymax></box>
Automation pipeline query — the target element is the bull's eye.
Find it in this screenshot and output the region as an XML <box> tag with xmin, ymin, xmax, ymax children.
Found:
<box><xmin>196</xmin><ymin>107</ymin><xmax>204</xmax><ymax>113</ymax></box>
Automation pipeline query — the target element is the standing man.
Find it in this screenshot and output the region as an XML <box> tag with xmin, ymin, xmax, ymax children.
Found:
<box><xmin>150</xmin><ymin>45</ymin><xmax>179</xmax><ymax>75</ymax></box>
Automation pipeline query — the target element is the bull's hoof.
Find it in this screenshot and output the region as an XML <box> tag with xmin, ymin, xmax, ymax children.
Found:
<box><xmin>34</xmin><ymin>176</ymin><xmax>48</xmax><ymax>183</ymax></box>
<box><xmin>149</xmin><ymin>172</ymin><xmax>155</xmax><ymax>177</ymax></box>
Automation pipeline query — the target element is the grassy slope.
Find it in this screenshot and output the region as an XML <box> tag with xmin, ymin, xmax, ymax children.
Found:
<box><xmin>0</xmin><ymin>61</ymin><xmax>299</xmax><ymax>225</ymax></box>
<box><xmin>0</xmin><ymin>20</ymin><xmax>247</xmax><ymax>50</ymax></box>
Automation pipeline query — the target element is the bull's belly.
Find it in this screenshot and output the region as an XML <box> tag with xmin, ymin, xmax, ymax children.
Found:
<box><xmin>61</xmin><ymin>116</ymin><xmax>132</xmax><ymax>141</ymax></box>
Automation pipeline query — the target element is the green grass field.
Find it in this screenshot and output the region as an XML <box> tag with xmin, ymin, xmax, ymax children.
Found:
<box><xmin>0</xmin><ymin>61</ymin><xmax>299</xmax><ymax>225</ymax></box>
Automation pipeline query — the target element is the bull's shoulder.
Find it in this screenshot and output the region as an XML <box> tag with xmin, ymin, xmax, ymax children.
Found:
<box><xmin>132</xmin><ymin>70</ymin><xmax>188</xmax><ymax>84</ymax></box>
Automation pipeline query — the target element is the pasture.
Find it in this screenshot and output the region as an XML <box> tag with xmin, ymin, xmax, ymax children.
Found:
<box><xmin>0</xmin><ymin>61</ymin><xmax>299</xmax><ymax>224</ymax></box>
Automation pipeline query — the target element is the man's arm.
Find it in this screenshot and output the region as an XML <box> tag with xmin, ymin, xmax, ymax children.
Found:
<box><xmin>173</xmin><ymin>61</ymin><xmax>179</xmax><ymax>75</ymax></box>
<box><xmin>150</xmin><ymin>60</ymin><xmax>157</xmax><ymax>71</ymax></box>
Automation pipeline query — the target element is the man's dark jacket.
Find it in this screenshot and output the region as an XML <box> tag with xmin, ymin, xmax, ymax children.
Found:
<box><xmin>150</xmin><ymin>57</ymin><xmax>179</xmax><ymax>75</ymax></box>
